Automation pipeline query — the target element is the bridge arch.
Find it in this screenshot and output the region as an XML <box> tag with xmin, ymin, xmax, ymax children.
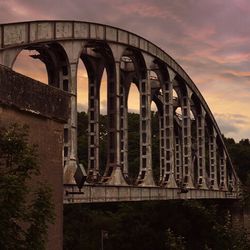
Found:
<box><xmin>0</xmin><ymin>20</ymin><xmax>239</xmax><ymax>191</ymax></box>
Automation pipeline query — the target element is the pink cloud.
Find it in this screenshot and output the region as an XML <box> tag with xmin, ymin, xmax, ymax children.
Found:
<box><xmin>1</xmin><ymin>0</ymin><xmax>249</xmax><ymax>140</ymax></box>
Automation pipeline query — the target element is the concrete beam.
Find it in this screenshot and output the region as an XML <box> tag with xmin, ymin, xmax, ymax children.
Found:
<box><xmin>64</xmin><ymin>184</ymin><xmax>239</xmax><ymax>204</ymax></box>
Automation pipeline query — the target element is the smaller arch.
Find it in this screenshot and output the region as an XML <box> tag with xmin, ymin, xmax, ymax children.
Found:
<box><xmin>77</xmin><ymin>59</ymin><xmax>88</xmax><ymax>112</ymax></box>
<box><xmin>78</xmin><ymin>46</ymin><xmax>108</xmax><ymax>181</ymax></box>
<box><xmin>126</xmin><ymin>82</ymin><xmax>140</xmax><ymax>184</ymax></box>
<box><xmin>122</xmin><ymin>47</ymin><xmax>147</xmax><ymax>81</ymax></box>
<box><xmin>13</xmin><ymin>49</ymin><xmax>48</xmax><ymax>84</ymax></box>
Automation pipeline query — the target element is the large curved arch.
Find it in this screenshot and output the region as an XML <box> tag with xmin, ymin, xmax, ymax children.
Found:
<box><xmin>0</xmin><ymin>20</ymin><xmax>238</xmax><ymax>190</ymax></box>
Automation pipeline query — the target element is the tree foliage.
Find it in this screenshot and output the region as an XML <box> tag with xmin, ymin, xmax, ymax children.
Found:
<box><xmin>224</xmin><ymin>137</ymin><xmax>250</xmax><ymax>184</ymax></box>
<box><xmin>64</xmin><ymin>200</ymin><xmax>249</xmax><ymax>250</ymax></box>
<box><xmin>0</xmin><ymin>124</ymin><xmax>55</xmax><ymax>250</ymax></box>
<box><xmin>224</xmin><ymin>137</ymin><xmax>250</xmax><ymax>206</ymax></box>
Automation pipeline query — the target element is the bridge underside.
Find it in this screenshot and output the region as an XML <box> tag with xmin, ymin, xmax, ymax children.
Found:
<box><xmin>64</xmin><ymin>185</ymin><xmax>238</xmax><ymax>204</ymax></box>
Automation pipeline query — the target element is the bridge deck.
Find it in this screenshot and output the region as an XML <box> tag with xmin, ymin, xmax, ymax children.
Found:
<box><xmin>64</xmin><ymin>184</ymin><xmax>238</xmax><ymax>204</ymax></box>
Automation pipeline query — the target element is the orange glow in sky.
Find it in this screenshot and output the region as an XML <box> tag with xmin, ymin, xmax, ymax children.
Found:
<box><xmin>3</xmin><ymin>0</ymin><xmax>250</xmax><ymax>141</ymax></box>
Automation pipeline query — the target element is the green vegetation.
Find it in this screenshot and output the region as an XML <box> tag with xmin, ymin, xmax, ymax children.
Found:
<box><xmin>224</xmin><ymin>137</ymin><xmax>250</xmax><ymax>206</ymax></box>
<box><xmin>66</xmin><ymin>112</ymin><xmax>250</xmax><ymax>250</ymax></box>
<box><xmin>64</xmin><ymin>200</ymin><xmax>249</xmax><ymax>250</ymax></box>
<box><xmin>224</xmin><ymin>138</ymin><xmax>250</xmax><ymax>183</ymax></box>
<box><xmin>0</xmin><ymin>124</ymin><xmax>55</xmax><ymax>250</ymax></box>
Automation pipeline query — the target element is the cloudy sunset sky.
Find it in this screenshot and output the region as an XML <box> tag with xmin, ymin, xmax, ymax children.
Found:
<box><xmin>0</xmin><ymin>0</ymin><xmax>249</xmax><ymax>141</ymax></box>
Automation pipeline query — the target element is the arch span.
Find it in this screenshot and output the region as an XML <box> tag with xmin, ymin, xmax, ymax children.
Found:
<box><xmin>0</xmin><ymin>20</ymin><xmax>239</xmax><ymax>192</ymax></box>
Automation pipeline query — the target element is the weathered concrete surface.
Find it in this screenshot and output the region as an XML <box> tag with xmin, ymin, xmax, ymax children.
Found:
<box><xmin>0</xmin><ymin>20</ymin><xmax>237</xmax><ymax>190</ymax></box>
<box><xmin>0</xmin><ymin>66</ymin><xmax>69</xmax><ymax>250</ymax></box>
<box><xmin>0</xmin><ymin>65</ymin><xmax>70</xmax><ymax>122</ymax></box>
<box><xmin>0</xmin><ymin>21</ymin><xmax>239</xmax><ymax>190</ymax></box>
<box><xmin>64</xmin><ymin>184</ymin><xmax>238</xmax><ymax>204</ymax></box>
<box><xmin>0</xmin><ymin>21</ymin><xmax>235</xmax><ymax>175</ymax></box>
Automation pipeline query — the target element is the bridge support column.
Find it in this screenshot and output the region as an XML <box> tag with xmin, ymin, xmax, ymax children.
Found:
<box><xmin>120</xmin><ymin>76</ymin><xmax>130</xmax><ymax>179</ymax></box>
<box><xmin>175</xmin><ymin>133</ymin><xmax>183</xmax><ymax>186</ymax></box>
<box><xmin>86</xmin><ymin>58</ymin><xmax>104</xmax><ymax>181</ymax></box>
<box><xmin>159</xmin><ymin>114</ymin><xmax>164</xmax><ymax>183</ymax></box>
<box><xmin>181</xmin><ymin>87</ymin><xmax>194</xmax><ymax>188</ymax></box>
<box><xmin>229</xmin><ymin>172</ymin><xmax>238</xmax><ymax>192</ymax></box>
<box><xmin>196</xmin><ymin>107</ymin><xmax>208</xmax><ymax>189</ymax></box>
<box><xmin>104</xmin><ymin>57</ymin><xmax>127</xmax><ymax>185</ymax></box>
<box><xmin>219</xmin><ymin>149</ymin><xmax>228</xmax><ymax>190</ymax></box>
<box><xmin>59</xmin><ymin>41</ymin><xmax>85</xmax><ymax>184</ymax></box>
<box><xmin>63</xmin><ymin>61</ymin><xmax>78</xmax><ymax>184</ymax></box>
<box><xmin>209</xmin><ymin>127</ymin><xmax>219</xmax><ymax>190</ymax></box>
<box><xmin>137</xmin><ymin>69</ymin><xmax>155</xmax><ymax>186</ymax></box>
<box><xmin>161</xmin><ymin>79</ymin><xmax>177</xmax><ymax>187</ymax></box>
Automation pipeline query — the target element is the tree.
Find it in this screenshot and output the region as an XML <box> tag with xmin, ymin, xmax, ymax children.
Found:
<box><xmin>0</xmin><ymin>124</ymin><xmax>55</xmax><ymax>250</ymax></box>
<box><xmin>224</xmin><ymin>137</ymin><xmax>250</xmax><ymax>184</ymax></box>
<box><xmin>165</xmin><ymin>228</ymin><xmax>185</xmax><ymax>250</ymax></box>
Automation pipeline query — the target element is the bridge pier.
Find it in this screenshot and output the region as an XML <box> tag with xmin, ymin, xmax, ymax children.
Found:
<box><xmin>219</xmin><ymin>149</ymin><xmax>228</xmax><ymax>190</ymax></box>
<box><xmin>196</xmin><ymin>107</ymin><xmax>208</xmax><ymax>189</ymax></box>
<box><xmin>137</xmin><ymin>68</ymin><xmax>155</xmax><ymax>186</ymax></box>
<box><xmin>208</xmin><ymin>127</ymin><xmax>219</xmax><ymax>190</ymax></box>
<box><xmin>103</xmin><ymin>45</ymin><xmax>127</xmax><ymax>185</ymax></box>
<box><xmin>181</xmin><ymin>87</ymin><xmax>194</xmax><ymax>189</ymax></box>
<box><xmin>161</xmin><ymin>70</ymin><xmax>177</xmax><ymax>188</ymax></box>
<box><xmin>59</xmin><ymin>41</ymin><xmax>85</xmax><ymax>184</ymax></box>
<box><xmin>84</xmin><ymin>56</ymin><xmax>104</xmax><ymax>181</ymax></box>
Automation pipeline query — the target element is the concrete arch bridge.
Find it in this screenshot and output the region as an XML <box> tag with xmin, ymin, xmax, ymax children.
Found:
<box><xmin>0</xmin><ymin>21</ymin><xmax>240</xmax><ymax>203</ymax></box>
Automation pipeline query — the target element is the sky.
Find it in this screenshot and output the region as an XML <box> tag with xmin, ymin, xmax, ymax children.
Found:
<box><xmin>0</xmin><ymin>0</ymin><xmax>249</xmax><ymax>141</ymax></box>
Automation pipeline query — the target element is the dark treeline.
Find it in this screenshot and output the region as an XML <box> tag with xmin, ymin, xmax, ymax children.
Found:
<box><xmin>64</xmin><ymin>112</ymin><xmax>250</xmax><ymax>250</ymax></box>
<box><xmin>64</xmin><ymin>200</ymin><xmax>248</xmax><ymax>250</ymax></box>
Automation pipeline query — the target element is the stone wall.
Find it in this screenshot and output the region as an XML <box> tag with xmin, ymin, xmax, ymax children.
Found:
<box><xmin>0</xmin><ymin>65</ymin><xmax>69</xmax><ymax>250</ymax></box>
<box><xmin>0</xmin><ymin>65</ymin><xmax>69</xmax><ymax>122</ymax></box>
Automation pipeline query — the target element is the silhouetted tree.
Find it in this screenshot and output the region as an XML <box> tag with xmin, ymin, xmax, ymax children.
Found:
<box><xmin>0</xmin><ymin>124</ymin><xmax>55</xmax><ymax>250</ymax></box>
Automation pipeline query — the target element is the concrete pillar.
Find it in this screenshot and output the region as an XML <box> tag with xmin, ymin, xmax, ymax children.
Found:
<box><xmin>219</xmin><ymin>149</ymin><xmax>228</xmax><ymax>190</ymax></box>
<box><xmin>137</xmin><ymin>69</ymin><xmax>155</xmax><ymax>186</ymax></box>
<box><xmin>120</xmin><ymin>77</ymin><xmax>129</xmax><ymax>178</ymax></box>
<box><xmin>208</xmin><ymin>127</ymin><xmax>219</xmax><ymax>190</ymax></box>
<box><xmin>87</xmin><ymin>59</ymin><xmax>104</xmax><ymax>181</ymax></box>
<box><xmin>161</xmin><ymin>79</ymin><xmax>177</xmax><ymax>187</ymax></box>
<box><xmin>196</xmin><ymin>106</ymin><xmax>208</xmax><ymax>189</ymax></box>
<box><xmin>59</xmin><ymin>41</ymin><xmax>84</xmax><ymax>184</ymax></box>
<box><xmin>0</xmin><ymin>48</ymin><xmax>21</xmax><ymax>68</ymax></box>
<box><xmin>103</xmin><ymin>57</ymin><xmax>126</xmax><ymax>185</ymax></box>
<box><xmin>159</xmin><ymin>114</ymin><xmax>164</xmax><ymax>182</ymax></box>
<box><xmin>174</xmin><ymin>133</ymin><xmax>182</xmax><ymax>186</ymax></box>
<box><xmin>181</xmin><ymin>87</ymin><xmax>194</xmax><ymax>188</ymax></box>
